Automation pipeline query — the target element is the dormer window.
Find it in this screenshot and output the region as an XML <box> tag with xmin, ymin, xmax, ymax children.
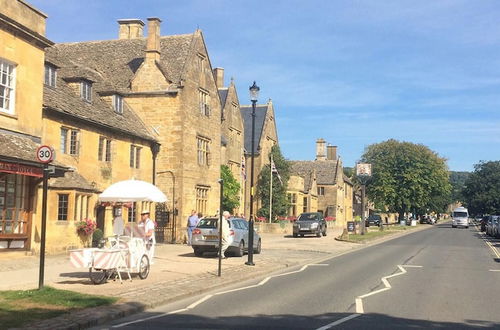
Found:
<box><xmin>81</xmin><ymin>80</ymin><xmax>92</xmax><ymax>102</ymax></box>
<box><xmin>44</xmin><ymin>64</ymin><xmax>57</xmax><ymax>87</ymax></box>
<box><xmin>113</xmin><ymin>94</ymin><xmax>123</xmax><ymax>114</ymax></box>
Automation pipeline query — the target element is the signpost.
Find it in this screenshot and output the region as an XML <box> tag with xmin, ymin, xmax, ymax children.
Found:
<box><xmin>356</xmin><ymin>163</ymin><xmax>372</xmax><ymax>236</ymax></box>
<box><xmin>36</xmin><ymin>145</ymin><xmax>54</xmax><ymax>289</ymax></box>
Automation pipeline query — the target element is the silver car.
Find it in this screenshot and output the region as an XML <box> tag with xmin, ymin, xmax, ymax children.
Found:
<box><xmin>191</xmin><ymin>217</ymin><xmax>262</xmax><ymax>257</ymax></box>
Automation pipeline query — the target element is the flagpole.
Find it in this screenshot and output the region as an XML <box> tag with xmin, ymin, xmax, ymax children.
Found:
<box><xmin>269</xmin><ymin>154</ymin><xmax>273</xmax><ymax>224</ymax></box>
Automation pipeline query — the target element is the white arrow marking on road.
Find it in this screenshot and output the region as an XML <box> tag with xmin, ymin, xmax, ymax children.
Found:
<box><xmin>355</xmin><ymin>265</ymin><xmax>423</xmax><ymax>314</ymax></box>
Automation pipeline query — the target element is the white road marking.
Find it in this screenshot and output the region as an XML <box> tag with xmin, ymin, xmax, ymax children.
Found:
<box><xmin>112</xmin><ymin>263</ymin><xmax>329</xmax><ymax>328</ymax></box>
<box><xmin>489</xmin><ymin>269</ymin><xmax>500</xmax><ymax>272</ymax></box>
<box><xmin>315</xmin><ymin>313</ymin><xmax>361</xmax><ymax>329</ymax></box>
<box><xmin>355</xmin><ymin>265</ymin><xmax>422</xmax><ymax>314</ymax></box>
<box><xmin>474</xmin><ymin>224</ymin><xmax>500</xmax><ymax>259</ymax></box>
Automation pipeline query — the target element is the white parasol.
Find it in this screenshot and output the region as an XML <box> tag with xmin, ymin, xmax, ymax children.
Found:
<box><xmin>99</xmin><ymin>179</ymin><xmax>167</xmax><ymax>203</ymax></box>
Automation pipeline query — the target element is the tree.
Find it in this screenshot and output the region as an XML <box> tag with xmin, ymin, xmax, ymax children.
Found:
<box><xmin>449</xmin><ymin>171</ymin><xmax>470</xmax><ymax>203</ymax></box>
<box><xmin>257</xmin><ymin>145</ymin><xmax>291</xmax><ymax>221</ymax></box>
<box><xmin>220</xmin><ymin>165</ymin><xmax>240</xmax><ymax>213</ymax></box>
<box><xmin>361</xmin><ymin>139</ymin><xmax>451</xmax><ymax>219</ymax></box>
<box><xmin>462</xmin><ymin>161</ymin><xmax>500</xmax><ymax>215</ymax></box>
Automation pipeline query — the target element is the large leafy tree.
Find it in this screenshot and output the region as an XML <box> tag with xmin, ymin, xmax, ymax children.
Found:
<box><xmin>361</xmin><ymin>139</ymin><xmax>451</xmax><ymax>219</ymax></box>
<box><xmin>257</xmin><ymin>145</ymin><xmax>291</xmax><ymax>221</ymax></box>
<box><xmin>449</xmin><ymin>171</ymin><xmax>470</xmax><ymax>203</ymax></box>
<box><xmin>220</xmin><ymin>165</ymin><xmax>241</xmax><ymax>213</ymax></box>
<box><xmin>462</xmin><ymin>161</ymin><xmax>500</xmax><ymax>215</ymax></box>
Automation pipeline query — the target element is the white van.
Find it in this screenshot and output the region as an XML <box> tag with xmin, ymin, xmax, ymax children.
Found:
<box><xmin>452</xmin><ymin>207</ymin><xmax>469</xmax><ymax>229</ymax></box>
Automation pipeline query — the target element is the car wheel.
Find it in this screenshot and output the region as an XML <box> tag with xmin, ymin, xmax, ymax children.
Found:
<box><xmin>234</xmin><ymin>240</ymin><xmax>244</xmax><ymax>257</ymax></box>
<box><xmin>193</xmin><ymin>248</ymin><xmax>203</xmax><ymax>257</ymax></box>
<box><xmin>452</xmin><ymin>225</ymin><xmax>456</xmax><ymax>228</ymax></box>
<box><xmin>293</xmin><ymin>233</ymin><xmax>298</xmax><ymax>238</ymax></box>
<box><xmin>254</xmin><ymin>239</ymin><xmax>262</xmax><ymax>254</ymax></box>
<box><xmin>322</xmin><ymin>228</ymin><xmax>327</xmax><ymax>236</ymax></box>
<box><xmin>300</xmin><ymin>234</ymin><xmax>304</xmax><ymax>237</ymax></box>
<box><xmin>316</xmin><ymin>229</ymin><xmax>321</xmax><ymax>237</ymax></box>
<box><xmin>465</xmin><ymin>226</ymin><xmax>469</xmax><ymax>229</ymax></box>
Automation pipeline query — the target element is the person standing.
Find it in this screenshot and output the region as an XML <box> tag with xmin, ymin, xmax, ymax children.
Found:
<box><xmin>186</xmin><ymin>210</ymin><xmax>199</xmax><ymax>245</ymax></box>
<box><xmin>220</xmin><ymin>211</ymin><xmax>231</xmax><ymax>259</ymax></box>
<box><xmin>139</xmin><ymin>210</ymin><xmax>155</xmax><ymax>264</ymax></box>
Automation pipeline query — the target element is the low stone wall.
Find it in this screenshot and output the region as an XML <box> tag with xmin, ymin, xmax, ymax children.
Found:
<box><xmin>255</xmin><ymin>221</ymin><xmax>342</xmax><ymax>234</ymax></box>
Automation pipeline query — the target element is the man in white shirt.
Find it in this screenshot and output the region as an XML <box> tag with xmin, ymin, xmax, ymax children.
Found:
<box><xmin>220</xmin><ymin>211</ymin><xmax>231</xmax><ymax>259</ymax></box>
<box><xmin>140</xmin><ymin>210</ymin><xmax>156</xmax><ymax>264</ymax></box>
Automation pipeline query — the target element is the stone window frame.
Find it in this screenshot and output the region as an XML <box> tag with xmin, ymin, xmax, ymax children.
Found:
<box><xmin>198</xmin><ymin>88</ymin><xmax>210</xmax><ymax>116</ymax></box>
<box><xmin>318</xmin><ymin>186</ymin><xmax>325</xmax><ymax>196</ymax></box>
<box><xmin>57</xmin><ymin>194</ymin><xmax>69</xmax><ymax>221</ymax></box>
<box><xmin>0</xmin><ymin>58</ymin><xmax>16</xmax><ymax>115</ymax></box>
<box><xmin>80</xmin><ymin>80</ymin><xmax>92</xmax><ymax>102</ymax></box>
<box><xmin>98</xmin><ymin>136</ymin><xmax>112</xmax><ymax>162</ymax></box>
<box><xmin>113</xmin><ymin>94</ymin><xmax>123</xmax><ymax>114</ymax></box>
<box><xmin>44</xmin><ymin>63</ymin><xmax>57</xmax><ymax>88</ymax></box>
<box><xmin>60</xmin><ymin>126</ymin><xmax>79</xmax><ymax>156</ymax></box>
<box><xmin>288</xmin><ymin>193</ymin><xmax>297</xmax><ymax>216</ymax></box>
<box><xmin>129</xmin><ymin>144</ymin><xmax>141</xmax><ymax>169</ymax></box>
<box><xmin>196</xmin><ymin>136</ymin><xmax>211</xmax><ymax>166</ymax></box>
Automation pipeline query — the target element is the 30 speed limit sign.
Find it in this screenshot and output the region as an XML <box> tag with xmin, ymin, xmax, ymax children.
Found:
<box><xmin>36</xmin><ymin>145</ymin><xmax>55</xmax><ymax>163</ymax></box>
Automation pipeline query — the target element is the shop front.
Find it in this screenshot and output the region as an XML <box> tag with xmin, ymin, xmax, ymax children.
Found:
<box><xmin>0</xmin><ymin>160</ymin><xmax>42</xmax><ymax>250</ymax></box>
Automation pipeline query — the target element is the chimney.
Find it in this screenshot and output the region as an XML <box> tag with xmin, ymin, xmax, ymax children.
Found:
<box><xmin>315</xmin><ymin>138</ymin><xmax>326</xmax><ymax>161</ymax></box>
<box><xmin>117</xmin><ymin>19</ymin><xmax>144</xmax><ymax>39</ymax></box>
<box><xmin>146</xmin><ymin>17</ymin><xmax>161</xmax><ymax>62</ymax></box>
<box><xmin>213</xmin><ymin>68</ymin><xmax>224</xmax><ymax>89</ymax></box>
<box><xmin>327</xmin><ymin>145</ymin><xmax>337</xmax><ymax>161</ymax></box>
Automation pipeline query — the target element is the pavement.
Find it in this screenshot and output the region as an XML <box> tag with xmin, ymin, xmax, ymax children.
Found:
<box><xmin>1</xmin><ymin>224</ymin><xmax>429</xmax><ymax>330</ymax></box>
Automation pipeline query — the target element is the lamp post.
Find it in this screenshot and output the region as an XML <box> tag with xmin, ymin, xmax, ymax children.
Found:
<box><xmin>356</xmin><ymin>163</ymin><xmax>372</xmax><ymax>235</ymax></box>
<box><xmin>157</xmin><ymin>170</ymin><xmax>176</xmax><ymax>243</ymax></box>
<box><xmin>246</xmin><ymin>81</ymin><xmax>259</xmax><ymax>266</ymax></box>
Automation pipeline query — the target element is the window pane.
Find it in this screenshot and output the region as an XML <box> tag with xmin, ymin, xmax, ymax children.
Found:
<box><xmin>130</xmin><ymin>145</ymin><xmax>135</xmax><ymax>168</ymax></box>
<box><xmin>58</xmin><ymin>194</ymin><xmax>68</xmax><ymax>221</ymax></box>
<box><xmin>60</xmin><ymin>128</ymin><xmax>68</xmax><ymax>153</ymax></box>
<box><xmin>69</xmin><ymin>130</ymin><xmax>78</xmax><ymax>155</ymax></box>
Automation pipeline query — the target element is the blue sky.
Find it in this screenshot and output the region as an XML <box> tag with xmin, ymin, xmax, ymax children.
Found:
<box><xmin>30</xmin><ymin>0</ymin><xmax>500</xmax><ymax>172</ymax></box>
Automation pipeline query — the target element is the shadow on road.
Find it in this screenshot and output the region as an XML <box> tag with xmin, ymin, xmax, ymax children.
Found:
<box><xmin>109</xmin><ymin>311</ymin><xmax>499</xmax><ymax>329</ymax></box>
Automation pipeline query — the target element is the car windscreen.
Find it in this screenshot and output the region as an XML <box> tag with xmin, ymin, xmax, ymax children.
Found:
<box><xmin>369</xmin><ymin>215</ymin><xmax>381</xmax><ymax>220</ymax></box>
<box><xmin>197</xmin><ymin>218</ymin><xmax>218</xmax><ymax>228</ymax></box>
<box><xmin>453</xmin><ymin>212</ymin><xmax>468</xmax><ymax>218</ymax></box>
<box><xmin>297</xmin><ymin>213</ymin><xmax>319</xmax><ymax>221</ymax></box>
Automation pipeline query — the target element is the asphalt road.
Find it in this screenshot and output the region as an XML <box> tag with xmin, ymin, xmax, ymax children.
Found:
<box><xmin>99</xmin><ymin>223</ymin><xmax>500</xmax><ymax>329</ymax></box>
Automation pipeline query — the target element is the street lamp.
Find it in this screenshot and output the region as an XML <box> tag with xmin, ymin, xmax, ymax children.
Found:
<box><xmin>356</xmin><ymin>163</ymin><xmax>372</xmax><ymax>235</ymax></box>
<box><xmin>157</xmin><ymin>170</ymin><xmax>176</xmax><ymax>243</ymax></box>
<box><xmin>246</xmin><ymin>81</ymin><xmax>260</xmax><ymax>266</ymax></box>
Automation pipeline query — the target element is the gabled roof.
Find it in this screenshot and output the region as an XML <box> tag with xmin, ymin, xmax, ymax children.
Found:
<box><xmin>218</xmin><ymin>88</ymin><xmax>229</xmax><ymax>108</ymax></box>
<box><xmin>46</xmin><ymin>34</ymin><xmax>194</xmax><ymax>93</ymax></box>
<box><xmin>291</xmin><ymin>160</ymin><xmax>340</xmax><ymax>186</ymax></box>
<box><xmin>240</xmin><ymin>104</ymin><xmax>269</xmax><ymax>154</ymax></box>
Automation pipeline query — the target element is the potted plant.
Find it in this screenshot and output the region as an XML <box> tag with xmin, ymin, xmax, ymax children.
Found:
<box><xmin>76</xmin><ymin>218</ymin><xmax>97</xmax><ymax>247</ymax></box>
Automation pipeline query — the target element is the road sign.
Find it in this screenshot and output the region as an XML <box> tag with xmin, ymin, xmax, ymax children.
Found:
<box><xmin>36</xmin><ymin>145</ymin><xmax>54</xmax><ymax>163</ymax></box>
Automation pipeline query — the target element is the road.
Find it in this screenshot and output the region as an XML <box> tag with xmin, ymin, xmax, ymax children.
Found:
<box><xmin>98</xmin><ymin>223</ymin><xmax>500</xmax><ymax>329</ymax></box>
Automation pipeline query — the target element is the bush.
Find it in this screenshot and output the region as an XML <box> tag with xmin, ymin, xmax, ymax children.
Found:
<box><xmin>92</xmin><ymin>229</ymin><xmax>103</xmax><ymax>248</ymax></box>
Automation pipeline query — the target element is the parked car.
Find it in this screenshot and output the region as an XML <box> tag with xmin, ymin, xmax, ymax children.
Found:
<box><xmin>365</xmin><ymin>214</ymin><xmax>382</xmax><ymax>227</ymax></box>
<box><xmin>420</xmin><ymin>215</ymin><xmax>435</xmax><ymax>225</ymax></box>
<box><xmin>480</xmin><ymin>216</ymin><xmax>489</xmax><ymax>232</ymax></box>
<box><xmin>485</xmin><ymin>216</ymin><xmax>497</xmax><ymax>236</ymax></box>
<box><xmin>492</xmin><ymin>216</ymin><xmax>500</xmax><ymax>238</ymax></box>
<box><xmin>191</xmin><ymin>217</ymin><xmax>261</xmax><ymax>257</ymax></box>
<box><xmin>473</xmin><ymin>215</ymin><xmax>483</xmax><ymax>224</ymax></box>
<box><xmin>293</xmin><ymin>212</ymin><xmax>327</xmax><ymax>237</ymax></box>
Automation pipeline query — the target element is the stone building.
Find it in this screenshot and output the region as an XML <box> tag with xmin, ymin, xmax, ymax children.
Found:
<box><xmin>49</xmin><ymin>18</ymin><xmax>223</xmax><ymax>243</ymax></box>
<box><xmin>0</xmin><ymin>0</ymin><xmax>55</xmax><ymax>252</ymax></box>
<box><xmin>240</xmin><ymin>100</ymin><xmax>279</xmax><ymax>218</ymax></box>
<box><xmin>215</xmin><ymin>68</ymin><xmax>245</xmax><ymax>215</ymax></box>
<box><xmin>287</xmin><ymin>170</ymin><xmax>318</xmax><ymax>218</ymax></box>
<box><xmin>290</xmin><ymin>139</ymin><xmax>353</xmax><ymax>227</ymax></box>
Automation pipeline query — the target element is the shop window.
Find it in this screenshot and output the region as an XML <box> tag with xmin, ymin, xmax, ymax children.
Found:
<box><xmin>0</xmin><ymin>59</ymin><xmax>16</xmax><ymax>115</ymax></box>
<box><xmin>0</xmin><ymin>174</ymin><xmax>29</xmax><ymax>236</ymax></box>
<box><xmin>58</xmin><ymin>194</ymin><xmax>69</xmax><ymax>221</ymax></box>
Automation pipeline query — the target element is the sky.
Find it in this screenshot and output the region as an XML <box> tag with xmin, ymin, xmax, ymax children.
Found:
<box><xmin>29</xmin><ymin>0</ymin><xmax>500</xmax><ymax>172</ymax></box>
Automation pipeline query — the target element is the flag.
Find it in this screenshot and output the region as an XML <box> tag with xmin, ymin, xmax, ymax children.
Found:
<box><xmin>241</xmin><ymin>154</ymin><xmax>246</xmax><ymax>181</ymax></box>
<box><xmin>271</xmin><ymin>158</ymin><xmax>283</xmax><ymax>185</ymax></box>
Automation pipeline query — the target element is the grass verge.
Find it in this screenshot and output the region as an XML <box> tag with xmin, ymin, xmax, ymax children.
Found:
<box><xmin>0</xmin><ymin>286</ymin><xmax>117</xmax><ymax>329</ymax></box>
<box><xmin>344</xmin><ymin>224</ymin><xmax>425</xmax><ymax>243</ymax></box>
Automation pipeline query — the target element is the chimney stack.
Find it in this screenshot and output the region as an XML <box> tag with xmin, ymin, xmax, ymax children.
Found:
<box><xmin>213</xmin><ymin>68</ymin><xmax>224</xmax><ymax>89</ymax></box>
<box><xmin>315</xmin><ymin>138</ymin><xmax>326</xmax><ymax>161</ymax></box>
<box><xmin>117</xmin><ymin>19</ymin><xmax>144</xmax><ymax>39</ymax></box>
<box><xmin>327</xmin><ymin>145</ymin><xmax>337</xmax><ymax>161</ymax></box>
<box><xmin>146</xmin><ymin>17</ymin><xmax>161</xmax><ymax>62</ymax></box>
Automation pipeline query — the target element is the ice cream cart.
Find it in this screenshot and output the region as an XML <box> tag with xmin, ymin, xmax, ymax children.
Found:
<box><xmin>69</xmin><ymin>179</ymin><xmax>167</xmax><ymax>284</ymax></box>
